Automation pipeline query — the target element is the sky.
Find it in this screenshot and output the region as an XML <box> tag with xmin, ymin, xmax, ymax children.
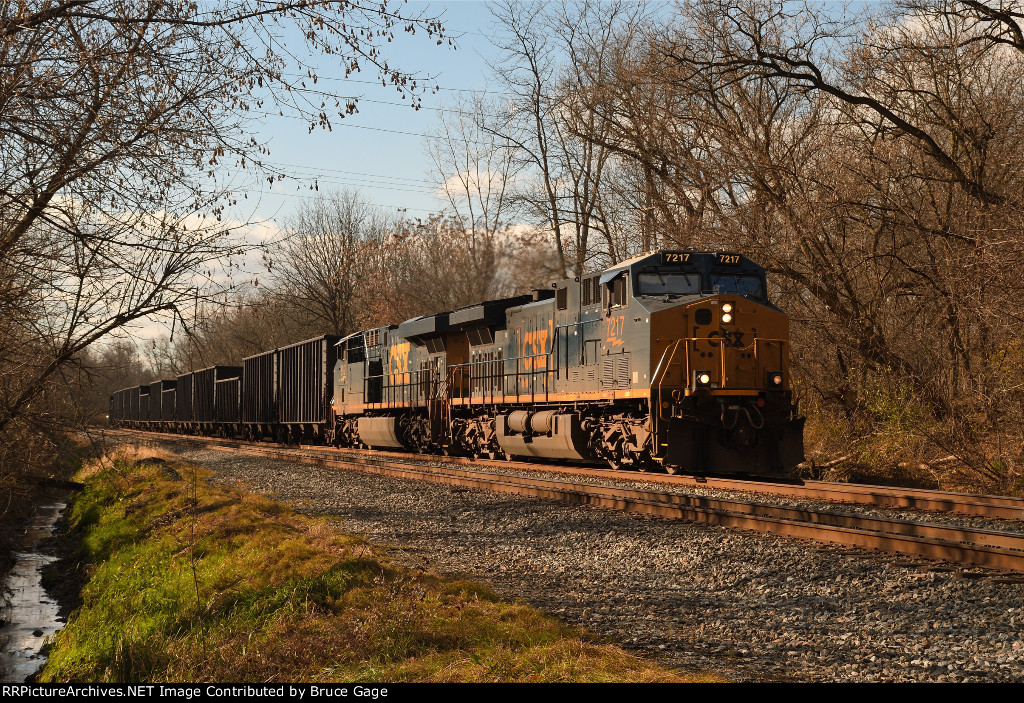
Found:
<box><xmin>220</xmin><ymin>0</ymin><xmax>862</xmax><ymax>232</ymax></box>
<box><xmin>227</xmin><ymin>1</ymin><xmax>506</xmax><ymax>228</ymax></box>
<box><xmin>126</xmin><ymin>2</ymin><xmax>508</xmax><ymax>342</ymax></box>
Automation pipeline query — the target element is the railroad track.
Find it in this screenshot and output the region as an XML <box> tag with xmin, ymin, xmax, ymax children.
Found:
<box><xmin>105</xmin><ymin>429</ymin><xmax>1024</xmax><ymax>573</ymax></box>
<box><xmin>318</xmin><ymin>446</ymin><xmax>1024</xmax><ymax>520</ymax></box>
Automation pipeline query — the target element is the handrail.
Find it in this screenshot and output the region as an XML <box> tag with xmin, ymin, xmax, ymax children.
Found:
<box><xmin>352</xmin><ymin>334</ymin><xmax>788</xmax><ymax>410</ymax></box>
<box><xmin>673</xmin><ymin>336</ymin><xmax>788</xmax><ymax>390</ymax></box>
<box><xmin>360</xmin><ymin>368</ymin><xmax>436</xmax><ymax>408</ymax></box>
<box><xmin>447</xmin><ymin>356</ymin><xmax>553</xmax><ymax>406</ymax></box>
<box><xmin>652</xmin><ymin>339</ymin><xmax>684</xmax><ymax>442</ymax></box>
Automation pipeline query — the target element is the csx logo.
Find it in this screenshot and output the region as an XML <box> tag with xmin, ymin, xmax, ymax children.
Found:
<box><xmin>517</xmin><ymin>328</ymin><xmax>549</xmax><ymax>371</ymax></box>
<box><xmin>389</xmin><ymin>342</ymin><xmax>411</xmax><ymax>384</ymax></box>
<box><xmin>517</xmin><ymin>326</ymin><xmax>551</xmax><ymax>389</ymax></box>
<box><xmin>693</xmin><ymin>326</ymin><xmax>746</xmax><ymax>349</ymax></box>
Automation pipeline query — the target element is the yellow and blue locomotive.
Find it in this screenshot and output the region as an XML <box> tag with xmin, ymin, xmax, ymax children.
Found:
<box><xmin>330</xmin><ymin>250</ymin><xmax>804</xmax><ymax>474</ymax></box>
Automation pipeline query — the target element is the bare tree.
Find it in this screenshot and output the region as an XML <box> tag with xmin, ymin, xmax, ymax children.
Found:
<box><xmin>393</xmin><ymin>212</ymin><xmax>527</xmax><ymax>314</ymax></box>
<box><xmin>488</xmin><ymin>0</ymin><xmax>638</xmax><ymax>275</ymax></box>
<box><xmin>542</xmin><ymin>0</ymin><xmax>1024</xmax><ymax>487</ymax></box>
<box><xmin>930</xmin><ymin>0</ymin><xmax>1024</xmax><ymax>52</ymax></box>
<box><xmin>643</xmin><ymin>0</ymin><xmax>1024</xmax><ymax>486</ymax></box>
<box><xmin>164</xmin><ymin>291</ymin><xmax>316</xmax><ymax>373</ymax></box>
<box><xmin>572</xmin><ymin>19</ymin><xmax>750</xmax><ymax>253</ymax></box>
<box><xmin>425</xmin><ymin>92</ymin><xmax>522</xmax><ymax>298</ymax></box>
<box><xmin>661</xmin><ymin>0</ymin><xmax>1014</xmax><ymax>206</ymax></box>
<box><xmin>0</xmin><ymin>1</ymin><xmax>447</xmax><ymax>438</ymax></box>
<box><xmin>271</xmin><ymin>190</ymin><xmax>394</xmax><ymax>337</ymax></box>
<box><xmin>0</xmin><ymin>1</ymin><xmax>453</xmax><ymax>514</ymax></box>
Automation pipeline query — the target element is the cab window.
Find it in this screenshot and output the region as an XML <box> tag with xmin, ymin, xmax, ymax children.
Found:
<box><xmin>637</xmin><ymin>270</ymin><xmax>701</xmax><ymax>296</ymax></box>
<box><xmin>710</xmin><ymin>274</ymin><xmax>766</xmax><ymax>300</ymax></box>
<box><xmin>345</xmin><ymin>338</ymin><xmax>365</xmax><ymax>364</ymax></box>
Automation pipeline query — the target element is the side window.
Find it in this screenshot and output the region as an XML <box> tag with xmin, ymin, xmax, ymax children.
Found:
<box><xmin>347</xmin><ymin>339</ymin><xmax>365</xmax><ymax>364</ymax></box>
<box><xmin>605</xmin><ymin>274</ymin><xmax>627</xmax><ymax>309</ymax></box>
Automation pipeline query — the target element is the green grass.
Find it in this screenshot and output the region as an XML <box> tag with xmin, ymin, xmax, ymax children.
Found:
<box><xmin>40</xmin><ymin>448</ymin><xmax>715</xmax><ymax>683</ymax></box>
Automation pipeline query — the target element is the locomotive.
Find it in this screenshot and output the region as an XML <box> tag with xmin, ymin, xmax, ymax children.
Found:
<box><xmin>110</xmin><ymin>250</ymin><xmax>804</xmax><ymax>475</ymax></box>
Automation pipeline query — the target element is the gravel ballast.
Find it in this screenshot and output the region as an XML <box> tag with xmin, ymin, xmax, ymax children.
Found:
<box><xmin>162</xmin><ymin>444</ymin><xmax>1023</xmax><ymax>682</ymax></box>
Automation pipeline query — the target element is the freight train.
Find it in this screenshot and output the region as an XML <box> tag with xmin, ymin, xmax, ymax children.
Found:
<box><xmin>109</xmin><ymin>250</ymin><xmax>805</xmax><ymax>475</ymax></box>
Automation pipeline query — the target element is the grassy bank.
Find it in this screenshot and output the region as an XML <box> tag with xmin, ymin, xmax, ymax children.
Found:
<box><xmin>40</xmin><ymin>447</ymin><xmax>709</xmax><ymax>682</ymax></box>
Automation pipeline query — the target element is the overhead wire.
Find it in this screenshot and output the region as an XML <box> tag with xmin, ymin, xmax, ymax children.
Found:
<box><xmin>228</xmin><ymin>186</ymin><xmax>441</xmax><ymax>214</ymax></box>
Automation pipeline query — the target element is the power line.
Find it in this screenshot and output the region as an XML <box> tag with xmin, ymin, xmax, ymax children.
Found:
<box><xmin>279</xmin><ymin>71</ymin><xmax>508</xmax><ymax>97</ymax></box>
<box><xmin>277</xmin><ymin>174</ymin><xmax>436</xmax><ymax>196</ymax></box>
<box><xmin>270</xmin><ymin>161</ymin><xmax>436</xmax><ymax>187</ymax></box>
<box><xmin>252</xmin><ymin>110</ymin><xmax>431</xmax><ymax>139</ymax></box>
<box><xmin>267</xmin><ymin>158</ymin><xmax>433</xmax><ymax>185</ymax></box>
<box><xmin>232</xmin><ymin>187</ymin><xmax>441</xmax><ymax>213</ymax></box>
<box><xmin>251</xmin><ymin>109</ymin><xmax>503</xmax><ymax>147</ymax></box>
<box><xmin>272</xmin><ymin>74</ymin><xmax>514</xmax><ymax>117</ymax></box>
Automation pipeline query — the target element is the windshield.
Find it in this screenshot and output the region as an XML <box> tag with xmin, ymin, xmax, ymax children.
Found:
<box><xmin>710</xmin><ymin>274</ymin><xmax>766</xmax><ymax>299</ymax></box>
<box><xmin>637</xmin><ymin>271</ymin><xmax>701</xmax><ymax>296</ymax></box>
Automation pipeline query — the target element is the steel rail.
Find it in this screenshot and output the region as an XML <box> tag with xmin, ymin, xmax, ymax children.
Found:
<box><xmin>109</xmin><ymin>430</ymin><xmax>1024</xmax><ymax>573</ymax></box>
<box><xmin>313</xmin><ymin>445</ymin><xmax>1024</xmax><ymax>520</ymax></box>
<box><xmin>107</xmin><ymin>428</ymin><xmax>1024</xmax><ymax>519</ymax></box>
<box><xmin>288</xmin><ymin>440</ymin><xmax>1024</xmax><ymax>519</ymax></box>
<box><xmin>392</xmin><ymin>454</ymin><xmax>1024</xmax><ymax>520</ymax></box>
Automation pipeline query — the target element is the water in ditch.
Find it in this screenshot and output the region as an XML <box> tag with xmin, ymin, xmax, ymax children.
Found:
<box><xmin>0</xmin><ymin>498</ymin><xmax>67</xmax><ymax>682</ymax></box>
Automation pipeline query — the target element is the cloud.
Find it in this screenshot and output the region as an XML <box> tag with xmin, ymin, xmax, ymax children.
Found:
<box><xmin>437</xmin><ymin>168</ymin><xmax>513</xmax><ymax>202</ymax></box>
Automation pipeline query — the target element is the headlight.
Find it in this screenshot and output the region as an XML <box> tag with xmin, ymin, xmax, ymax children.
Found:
<box><xmin>721</xmin><ymin>313</ymin><xmax>733</xmax><ymax>324</ymax></box>
<box><xmin>767</xmin><ymin>371</ymin><xmax>784</xmax><ymax>388</ymax></box>
<box><xmin>722</xmin><ymin>303</ymin><xmax>733</xmax><ymax>313</ymax></box>
<box><xmin>693</xmin><ymin>370</ymin><xmax>712</xmax><ymax>389</ymax></box>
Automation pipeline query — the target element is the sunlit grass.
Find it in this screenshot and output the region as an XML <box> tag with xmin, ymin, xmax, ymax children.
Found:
<box><xmin>41</xmin><ymin>449</ymin><xmax>718</xmax><ymax>682</ymax></box>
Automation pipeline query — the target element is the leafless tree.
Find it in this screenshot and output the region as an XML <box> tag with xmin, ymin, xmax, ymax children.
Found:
<box><xmin>160</xmin><ymin>290</ymin><xmax>317</xmax><ymax>373</ymax></box>
<box><xmin>488</xmin><ymin>0</ymin><xmax>641</xmax><ymax>275</ymax></box>
<box><xmin>526</xmin><ymin>0</ymin><xmax>1024</xmax><ymax>487</ymax></box>
<box><xmin>425</xmin><ymin>92</ymin><xmax>522</xmax><ymax>297</ymax></box>
<box><xmin>390</xmin><ymin>212</ymin><xmax>529</xmax><ymax>315</ymax></box>
<box><xmin>924</xmin><ymin>0</ymin><xmax>1024</xmax><ymax>52</ymax></box>
<box><xmin>270</xmin><ymin>189</ymin><xmax>394</xmax><ymax>337</ymax></box>
<box><xmin>0</xmin><ymin>1</ymin><xmax>447</xmax><ymax>490</ymax></box>
<box><xmin>635</xmin><ymin>0</ymin><xmax>1024</xmax><ymax>487</ymax></box>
